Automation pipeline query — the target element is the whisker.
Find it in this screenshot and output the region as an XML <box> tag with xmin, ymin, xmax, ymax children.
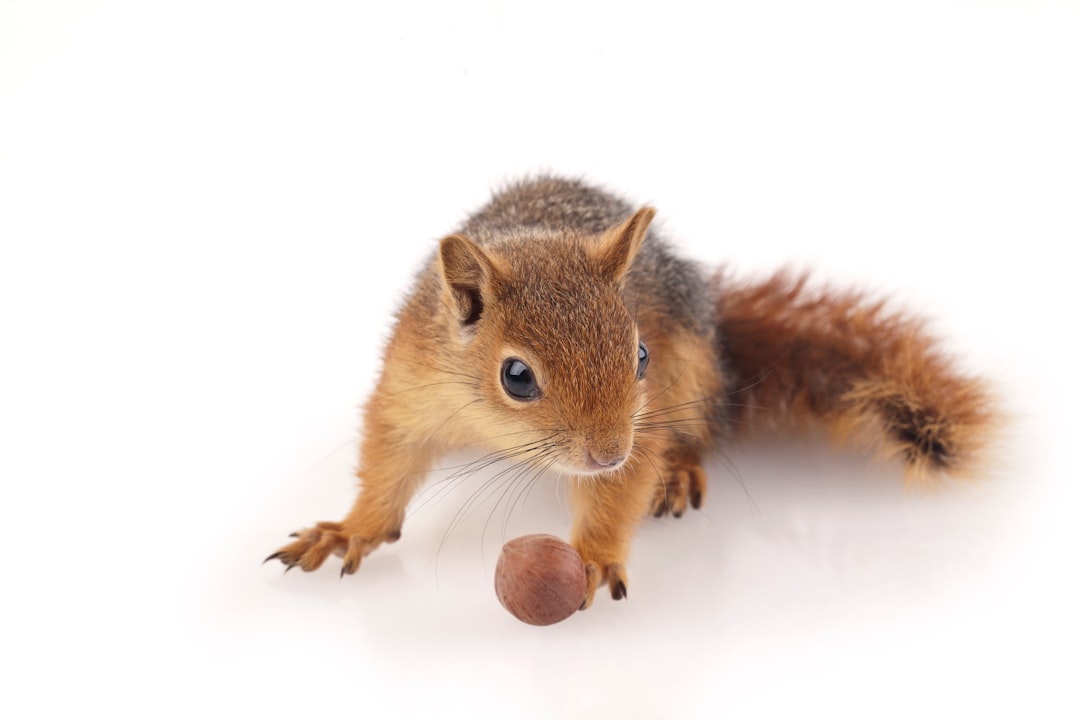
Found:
<box><xmin>484</xmin><ymin>450</ymin><xmax>561</xmax><ymax>554</ymax></box>
<box><xmin>383</xmin><ymin>380</ymin><xmax>479</xmax><ymax>397</ymax></box>
<box><xmin>396</xmin><ymin>358</ymin><xmax>484</xmax><ymax>384</ymax></box>
<box><xmin>431</xmin><ymin>438</ymin><xmax>565</xmax><ymax>564</ymax></box>
<box><xmin>407</xmin><ymin>436</ymin><xmax>558</xmax><ymax>518</ymax></box>
<box><xmin>480</xmin><ymin>446</ymin><xmax>558</xmax><ymax>542</ymax></box>
<box><xmin>633</xmin><ymin>397</ymin><xmax>711</xmax><ymax>420</ymax></box>
<box><xmin>715</xmin><ymin>448</ymin><xmax>758</xmax><ymax>514</ymax></box>
<box><xmin>413</xmin><ymin>430</ymin><xmax>562</xmax><ymax>476</ymax></box>
<box><xmin>419</xmin><ymin>399</ymin><xmax>483</xmax><ymax>449</ymax></box>
<box><xmin>726</xmin><ymin>345</ymin><xmax>791</xmax><ymax>396</ymax></box>
<box><xmin>501</xmin><ymin>453</ymin><xmax>560</xmax><ymax>541</ymax></box>
<box><xmin>458</xmin><ymin>459</ymin><xmax>549</xmax><ymax>552</ymax></box>
<box><xmin>638</xmin><ymin>352</ymin><xmax>697</xmax><ymax>413</ymax></box>
<box><xmin>629</xmin><ymin>444</ymin><xmax>669</xmax><ymax>514</ymax></box>
<box><xmin>636</xmin><ymin>424</ymin><xmax>709</xmax><ymax>442</ymax></box>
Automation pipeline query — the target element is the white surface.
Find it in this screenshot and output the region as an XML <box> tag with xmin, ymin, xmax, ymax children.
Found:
<box><xmin>2</xmin><ymin>1</ymin><xmax>1077</xmax><ymax>718</ymax></box>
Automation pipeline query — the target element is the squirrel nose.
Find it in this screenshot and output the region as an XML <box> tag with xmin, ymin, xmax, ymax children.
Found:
<box><xmin>585</xmin><ymin>447</ymin><xmax>628</xmax><ymax>470</ymax></box>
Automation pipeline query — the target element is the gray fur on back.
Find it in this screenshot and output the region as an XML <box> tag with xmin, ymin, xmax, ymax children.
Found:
<box><xmin>460</xmin><ymin>176</ymin><xmax>715</xmax><ymax>337</ymax></box>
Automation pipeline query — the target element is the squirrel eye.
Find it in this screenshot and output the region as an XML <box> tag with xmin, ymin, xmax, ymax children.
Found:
<box><xmin>637</xmin><ymin>341</ymin><xmax>650</xmax><ymax>380</ymax></box>
<box><xmin>501</xmin><ymin>358</ymin><xmax>540</xmax><ymax>401</ymax></box>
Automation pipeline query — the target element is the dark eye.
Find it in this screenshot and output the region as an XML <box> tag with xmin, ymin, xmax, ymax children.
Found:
<box><xmin>501</xmin><ymin>358</ymin><xmax>540</xmax><ymax>401</ymax></box>
<box><xmin>637</xmin><ymin>341</ymin><xmax>649</xmax><ymax>380</ymax></box>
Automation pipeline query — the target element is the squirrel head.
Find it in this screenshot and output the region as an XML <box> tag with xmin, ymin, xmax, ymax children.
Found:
<box><xmin>437</xmin><ymin>207</ymin><xmax>656</xmax><ymax>476</ymax></box>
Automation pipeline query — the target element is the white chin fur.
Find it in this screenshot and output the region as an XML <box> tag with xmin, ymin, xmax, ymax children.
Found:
<box><xmin>554</xmin><ymin>460</ymin><xmax>626</xmax><ymax>478</ymax></box>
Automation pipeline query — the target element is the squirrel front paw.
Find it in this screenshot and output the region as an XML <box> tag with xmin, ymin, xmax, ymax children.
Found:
<box><xmin>264</xmin><ymin>521</ymin><xmax>401</xmax><ymax>576</ymax></box>
<box><xmin>649</xmin><ymin>461</ymin><xmax>707</xmax><ymax>518</ymax></box>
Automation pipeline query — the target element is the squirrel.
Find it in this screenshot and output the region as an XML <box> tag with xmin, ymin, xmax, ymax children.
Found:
<box><xmin>266</xmin><ymin>175</ymin><xmax>997</xmax><ymax>608</ymax></box>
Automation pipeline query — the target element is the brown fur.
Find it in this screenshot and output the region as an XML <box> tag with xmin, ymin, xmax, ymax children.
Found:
<box><xmin>266</xmin><ymin>177</ymin><xmax>998</xmax><ymax>608</ymax></box>
<box><xmin>715</xmin><ymin>271</ymin><xmax>997</xmax><ymax>482</ymax></box>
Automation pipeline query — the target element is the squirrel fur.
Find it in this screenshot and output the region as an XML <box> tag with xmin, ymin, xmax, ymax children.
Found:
<box><xmin>267</xmin><ymin>176</ymin><xmax>997</xmax><ymax>608</ymax></box>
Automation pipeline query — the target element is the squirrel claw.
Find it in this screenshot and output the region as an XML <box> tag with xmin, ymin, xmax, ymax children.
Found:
<box><xmin>649</xmin><ymin>463</ymin><xmax>707</xmax><ymax>518</ymax></box>
<box><xmin>266</xmin><ymin>523</ymin><xmax>394</xmax><ymax>576</ymax></box>
<box><xmin>578</xmin><ymin>560</ymin><xmax>628</xmax><ymax>609</ymax></box>
<box><xmin>606</xmin><ymin>564</ymin><xmax>628</xmax><ymax>601</ymax></box>
<box><xmin>580</xmin><ymin>562</ymin><xmax>600</xmax><ymax>610</ymax></box>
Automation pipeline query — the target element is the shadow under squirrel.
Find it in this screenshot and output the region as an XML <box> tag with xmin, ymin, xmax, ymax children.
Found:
<box><xmin>267</xmin><ymin>176</ymin><xmax>997</xmax><ymax>608</ymax></box>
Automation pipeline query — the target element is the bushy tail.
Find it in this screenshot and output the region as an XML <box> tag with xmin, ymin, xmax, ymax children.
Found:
<box><xmin>715</xmin><ymin>271</ymin><xmax>998</xmax><ymax>481</ymax></box>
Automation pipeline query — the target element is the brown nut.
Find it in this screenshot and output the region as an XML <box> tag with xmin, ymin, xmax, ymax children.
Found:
<box><xmin>494</xmin><ymin>534</ymin><xmax>586</xmax><ymax>626</ymax></box>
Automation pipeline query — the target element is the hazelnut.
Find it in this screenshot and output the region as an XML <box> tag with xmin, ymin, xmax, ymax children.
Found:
<box><xmin>494</xmin><ymin>534</ymin><xmax>586</xmax><ymax>626</ymax></box>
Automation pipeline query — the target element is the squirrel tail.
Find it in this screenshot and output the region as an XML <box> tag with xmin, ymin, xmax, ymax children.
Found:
<box><xmin>715</xmin><ymin>271</ymin><xmax>999</xmax><ymax>482</ymax></box>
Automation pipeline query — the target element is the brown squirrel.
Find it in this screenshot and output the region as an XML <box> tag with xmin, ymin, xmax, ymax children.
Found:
<box><xmin>266</xmin><ymin>176</ymin><xmax>997</xmax><ymax>608</ymax></box>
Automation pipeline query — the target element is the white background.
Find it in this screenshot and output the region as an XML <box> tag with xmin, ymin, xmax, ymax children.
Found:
<box><xmin>2</xmin><ymin>1</ymin><xmax>1078</xmax><ymax>718</ymax></box>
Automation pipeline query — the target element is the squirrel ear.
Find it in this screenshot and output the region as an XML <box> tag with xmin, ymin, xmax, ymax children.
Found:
<box><xmin>594</xmin><ymin>206</ymin><xmax>656</xmax><ymax>282</ymax></box>
<box><xmin>439</xmin><ymin>233</ymin><xmax>502</xmax><ymax>326</ymax></box>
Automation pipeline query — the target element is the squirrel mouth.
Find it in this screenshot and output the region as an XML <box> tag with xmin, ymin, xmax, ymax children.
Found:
<box><xmin>549</xmin><ymin>453</ymin><xmax>628</xmax><ymax>478</ymax></box>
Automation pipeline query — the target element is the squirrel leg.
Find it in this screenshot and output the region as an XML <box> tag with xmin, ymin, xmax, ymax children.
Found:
<box><xmin>265</xmin><ymin>412</ymin><xmax>434</xmax><ymax>576</ymax></box>
<box><xmin>569</xmin><ymin>465</ymin><xmax>657</xmax><ymax>608</ymax></box>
